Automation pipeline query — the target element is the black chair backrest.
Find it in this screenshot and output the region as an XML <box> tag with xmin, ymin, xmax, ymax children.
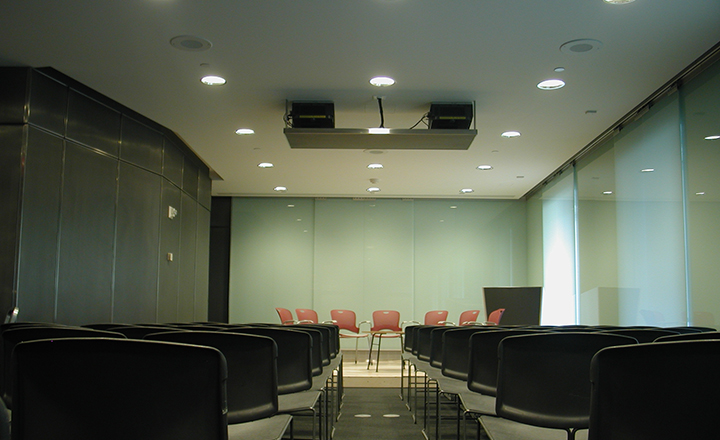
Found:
<box><xmin>416</xmin><ymin>325</ymin><xmax>443</xmax><ymax>362</ymax></box>
<box><xmin>225</xmin><ymin>327</ymin><xmax>313</xmax><ymax>394</ymax></box>
<box><xmin>441</xmin><ymin>326</ymin><xmax>498</xmax><ymax>381</ymax></box>
<box><xmin>600</xmin><ymin>328</ymin><xmax>679</xmax><ymax>343</ymax></box>
<box><xmin>285</xmin><ymin>325</ymin><xmax>324</xmax><ymax>375</ymax></box>
<box><xmin>81</xmin><ymin>323</ymin><xmax>132</xmax><ymax>330</ymax></box>
<box><xmin>496</xmin><ymin>332</ymin><xmax>637</xmax><ymax>431</ymax></box>
<box><xmin>467</xmin><ymin>328</ymin><xmax>544</xmax><ymax>395</ymax></box>
<box><xmin>589</xmin><ymin>340</ymin><xmax>720</xmax><ymax>439</ymax></box>
<box><xmin>107</xmin><ymin>325</ymin><xmax>187</xmax><ymax>339</ymax></box>
<box><xmin>11</xmin><ymin>338</ymin><xmax>227</xmax><ymax>440</ymax></box>
<box><xmin>429</xmin><ymin>326</ymin><xmax>456</xmax><ymax>368</ymax></box>
<box><xmin>146</xmin><ymin>330</ymin><xmax>279</xmax><ymax>424</ymax></box>
<box><xmin>404</xmin><ymin>325</ymin><xmax>420</xmax><ymax>353</ymax></box>
<box><xmin>654</xmin><ymin>331</ymin><xmax>720</xmax><ymax>342</ymax></box>
<box><xmin>1</xmin><ymin>326</ymin><xmax>126</xmax><ymax>407</ymax></box>
<box><xmin>293</xmin><ymin>324</ymin><xmax>332</xmax><ymax>367</ymax></box>
<box><xmin>314</xmin><ymin>323</ymin><xmax>340</xmax><ymax>358</ymax></box>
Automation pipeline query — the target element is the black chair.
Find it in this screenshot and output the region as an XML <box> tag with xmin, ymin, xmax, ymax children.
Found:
<box><xmin>108</xmin><ymin>325</ymin><xmax>187</xmax><ymax>339</ymax></box>
<box><xmin>589</xmin><ymin>340</ymin><xmax>720</xmax><ymax>439</ymax></box>
<box><xmin>145</xmin><ymin>330</ymin><xmax>292</xmax><ymax>440</ymax></box>
<box><xmin>599</xmin><ymin>327</ymin><xmax>679</xmax><ymax>343</ymax></box>
<box><xmin>1</xmin><ymin>326</ymin><xmax>126</xmax><ymax>407</ymax></box>
<box><xmin>441</xmin><ymin>327</ymin><xmax>497</xmax><ymax>381</ymax></box>
<box><xmin>11</xmin><ymin>338</ymin><xmax>227</xmax><ymax>440</ymax></box>
<box><xmin>654</xmin><ymin>330</ymin><xmax>720</xmax><ymax>342</ymax></box>
<box><xmin>479</xmin><ymin>332</ymin><xmax>637</xmax><ymax>440</ymax></box>
<box><xmin>225</xmin><ymin>327</ymin><xmax>323</xmax><ymax>440</ymax></box>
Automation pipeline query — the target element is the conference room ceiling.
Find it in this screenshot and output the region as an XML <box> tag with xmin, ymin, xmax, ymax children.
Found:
<box><xmin>1</xmin><ymin>1</ymin><xmax>719</xmax><ymax>200</ymax></box>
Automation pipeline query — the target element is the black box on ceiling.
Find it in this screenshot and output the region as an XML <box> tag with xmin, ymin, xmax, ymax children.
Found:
<box><xmin>428</xmin><ymin>103</ymin><xmax>473</xmax><ymax>129</ymax></box>
<box><xmin>291</xmin><ymin>101</ymin><xmax>335</xmax><ymax>128</ymax></box>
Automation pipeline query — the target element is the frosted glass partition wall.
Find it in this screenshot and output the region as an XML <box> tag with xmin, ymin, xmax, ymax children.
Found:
<box><xmin>685</xmin><ymin>60</ymin><xmax>720</xmax><ymax>329</ymax></box>
<box><xmin>229</xmin><ymin>198</ymin><xmax>528</xmax><ymax>333</ymax></box>
<box><xmin>576</xmin><ymin>95</ymin><xmax>687</xmax><ymax>326</ymax></box>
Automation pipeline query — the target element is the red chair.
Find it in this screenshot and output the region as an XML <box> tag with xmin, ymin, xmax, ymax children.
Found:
<box><xmin>424</xmin><ymin>310</ymin><xmax>449</xmax><ymax>325</ymax></box>
<box><xmin>330</xmin><ymin>310</ymin><xmax>370</xmax><ymax>363</ymax></box>
<box><xmin>275</xmin><ymin>308</ymin><xmax>295</xmax><ymax>325</ymax></box>
<box><xmin>295</xmin><ymin>309</ymin><xmax>319</xmax><ymax>324</ymax></box>
<box><xmin>367</xmin><ymin>310</ymin><xmax>403</xmax><ymax>371</ymax></box>
<box><xmin>458</xmin><ymin>310</ymin><xmax>481</xmax><ymax>325</ymax></box>
<box><xmin>485</xmin><ymin>308</ymin><xmax>505</xmax><ymax>325</ymax></box>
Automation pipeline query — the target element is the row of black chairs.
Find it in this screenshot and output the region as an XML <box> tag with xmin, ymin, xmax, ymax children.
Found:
<box><xmin>0</xmin><ymin>321</ymin><xmax>344</xmax><ymax>440</ymax></box>
<box><xmin>401</xmin><ymin>324</ymin><xmax>720</xmax><ymax>440</ymax></box>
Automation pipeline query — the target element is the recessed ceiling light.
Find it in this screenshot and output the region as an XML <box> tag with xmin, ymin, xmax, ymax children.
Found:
<box><xmin>696</xmin><ymin>192</ymin><xmax>706</xmax><ymax>196</ymax></box>
<box><xmin>460</xmin><ymin>188</ymin><xmax>474</xmax><ymax>194</ymax></box>
<box><xmin>258</xmin><ymin>162</ymin><xmax>274</xmax><ymax>168</ymax></box>
<box><xmin>560</xmin><ymin>39</ymin><xmax>603</xmax><ymax>55</ymax></box>
<box><xmin>641</xmin><ymin>168</ymin><xmax>655</xmax><ymax>173</ymax></box>
<box><xmin>369</xmin><ymin>76</ymin><xmax>395</xmax><ymax>87</ymax></box>
<box><xmin>603</xmin><ymin>191</ymin><xmax>614</xmax><ymax>195</ymax></box>
<box><xmin>364</xmin><ymin>149</ymin><xmax>386</xmax><ymax>155</ymax></box>
<box><xmin>501</xmin><ymin>131</ymin><xmax>521</xmax><ymax>138</ymax></box>
<box><xmin>554</xmin><ymin>67</ymin><xmax>565</xmax><ymax>72</ymax></box>
<box><xmin>367</xmin><ymin>187</ymin><xmax>381</xmax><ymax>193</ymax></box>
<box><xmin>369</xmin><ymin>128</ymin><xmax>391</xmax><ymax>134</ymax></box>
<box><xmin>705</xmin><ymin>135</ymin><xmax>720</xmax><ymax>140</ymax></box>
<box><xmin>235</xmin><ymin>128</ymin><xmax>254</xmax><ymax>135</ymax></box>
<box><xmin>201</xmin><ymin>75</ymin><xmax>226</xmax><ymax>86</ymax></box>
<box><xmin>368</xmin><ymin>163</ymin><xmax>384</xmax><ymax>169</ymax></box>
<box><xmin>537</xmin><ymin>79</ymin><xmax>565</xmax><ymax>90</ymax></box>
<box><xmin>603</xmin><ymin>0</ymin><xmax>635</xmax><ymax>4</ymax></box>
<box><xmin>450</xmin><ymin>206</ymin><xmax>457</xmax><ymax>209</ymax></box>
<box><xmin>477</xmin><ymin>165</ymin><xmax>493</xmax><ymax>170</ymax></box>
<box><xmin>170</xmin><ymin>35</ymin><xmax>212</xmax><ymax>51</ymax></box>
<box><xmin>273</xmin><ymin>186</ymin><xmax>287</xmax><ymax>192</ymax></box>
<box><xmin>287</xmin><ymin>204</ymin><xmax>295</xmax><ymax>208</ymax></box>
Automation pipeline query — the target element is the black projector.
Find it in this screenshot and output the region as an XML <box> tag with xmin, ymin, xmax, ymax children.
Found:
<box><xmin>428</xmin><ymin>103</ymin><xmax>473</xmax><ymax>129</ymax></box>
<box><xmin>291</xmin><ymin>101</ymin><xmax>335</xmax><ymax>128</ymax></box>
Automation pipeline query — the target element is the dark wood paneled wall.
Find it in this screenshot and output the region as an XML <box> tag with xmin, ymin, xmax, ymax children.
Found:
<box><xmin>0</xmin><ymin>67</ymin><xmax>212</xmax><ymax>325</ymax></box>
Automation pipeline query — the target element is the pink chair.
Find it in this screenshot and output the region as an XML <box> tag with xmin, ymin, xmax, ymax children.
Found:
<box><xmin>423</xmin><ymin>310</ymin><xmax>449</xmax><ymax>325</ymax></box>
<box><xmin>330</xmin><ymin>309</ymin><xmax>370</xmax><ymax>363</ymax></box>
<box><xmin>275</xmin><ymin>307</ymin><xmax>295</xmax><ymax>325</ymax></box>
<box><xmin>458</xmin><ymin>310</ymin><xmax>481</xmax><ymax>326</ymax></box>
<box><xmin>295</xmin><ymin>308</ymin><xmax>319</xmax><ymax>324</ymax></box>
<box><xmin>367</xmin><ymin>310</ymin><xmax>403</xmax><ymax>371</ymax></box>
<box><xmin>485</xmin><ymin>308</ymin><xmax>505</xmax><ymax>325</ymax></box>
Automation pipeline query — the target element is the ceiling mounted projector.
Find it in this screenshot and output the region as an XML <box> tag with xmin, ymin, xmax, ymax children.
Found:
<box><xmin>428</xmin><ymin>103</ymin><xmax>474</xmax><ymax>129</ymax></box>
<box><xmin>289</xmin><ymin>101</ymin><xmax>335</xmax><ymax>128</ymax></box>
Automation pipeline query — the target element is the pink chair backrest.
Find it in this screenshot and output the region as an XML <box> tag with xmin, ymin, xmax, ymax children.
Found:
<box><xmin>371</xmin><ymin>310</ymin><xmax>402</xmax><ymax>332</ymax></box>
<box><xmin>424</xmin><ymin>310</ymin><xmax>449</xmax><ymax>325</ymax></box>
<box><xmin>331</xmin><ymin>309</ymin><xmax>360</xmax><ymax>333</ymax></box>
<box><xmin>295</xmin><ymin>308</ymin><xmax>319</xmax><ymax>323</ymax></box>
<box><xmin>487</xmin><ymin>308</ymin><xmax>506</xmax><ymax>325</ymax></box>
<box><xmin>458</xmin><ymin>310</ymin><xmax>480</xmax><ymax>325</ymax></box>
<box><xmin>275</xmin><ymin>307</ymin><xmax>294</xmax><ymax>325</ymax></box>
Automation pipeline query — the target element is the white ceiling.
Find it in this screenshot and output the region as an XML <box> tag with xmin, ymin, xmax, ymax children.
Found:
<box><xmin>1</xmin><ymin>0</ymin><xmax>719</xmax><ymax>199</ymax></box>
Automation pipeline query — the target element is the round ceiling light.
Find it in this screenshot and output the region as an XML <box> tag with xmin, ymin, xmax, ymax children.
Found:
<box><xmin>370</xmin><ymin>76</ymin><xmax>395</xmax><ymax>87</ymax></box>
<box><xmin>537</xmin><ymin>79</ymin><xmax>565</xmax><ymax>90</ymax></box>
<box><xmin>235</xmin><ymin>128</ymin><xmax>254</xmax><ymax>135</ymax></box>
<box><xmin>367</xmin><ymin>187</ymin><xmax>381</xmax><ymax>193</ymax></box>
<box><xmin>201</xmin><ymin>75</ymin><xmax>227</xmax><ymax>86</ymax></box>
<box><xmin>705</xmin><ymin>135</ymin><xmax>720</xmax><ymax>140</ymax></box>
<box><xmin>477</xmin><ymin>165</ymin><xmax>493</xmax><ymax>170</ymax></box>
<box><xmin>257</xmin><ymin>162</ymin><xmax>274</xmax><ymax>168</ymax></box>
<box><xmin>367</xmin><ymin>163</ymin><xmax>384</xmax><ymax>169</ymax></box>
<box><xmin>273</xmin><ymin>186</ymin><xmax>287</xmax><ymax>192</ymax></box>
<box><xmin>560</xmin><ymin>39</ymin><xmax>603</xmax><ymax>55</ymax></box>
<box><xmin>170</xmin><ymin>35</ymin><xmax>212</xmax><ymax>51</ymax></box>
<box><xmin>460</xmin><ymin>188</ymin><xmax>474</xmax><ymax>194</ymax></box>
<box><xmin>501</xmin><ymin>131</ymin><xmax>521</xmax><ymax>138</ymax></box>
<box><xmin>603</xmin><ymin>0</ymin><xmax>635</xmax><ymax>4</ymax></box>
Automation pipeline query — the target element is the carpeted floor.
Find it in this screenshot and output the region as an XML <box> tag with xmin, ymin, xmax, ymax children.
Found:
<box><xmin>333</xmin><ymin>387</ymin><xmax>424</xmax><ymax>440</ymax></box>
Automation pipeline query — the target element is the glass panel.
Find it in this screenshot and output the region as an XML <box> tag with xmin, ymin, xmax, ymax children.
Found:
<box><xmin>684</xmin><ymin>59</ymin><xmax>720</xmax><ymax>328</ymax></box>
<box><xmin>540</xmin><ymin>171</ymin><xmax>577</xmax><ymax>325</ymax></box>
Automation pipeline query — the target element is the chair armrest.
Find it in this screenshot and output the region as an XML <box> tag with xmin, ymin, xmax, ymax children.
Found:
<box><xmin>401</xmin><ymin>320</ymin><xmax>420</xmax><ymax>327</ymax></box>
<box><xmin>297</xmin><ymin>319</ymin><xmax>314</xmax><ymax>324</ymax></box>
<box><xmin>322</xmin><ymin>320</ymin><xmax>337</xmax><ymax>324</ymax></box>
<box><xmin>438</xmin><ymin>321</ymin><xmax>456</xmax><ymax>326</ymax></box>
